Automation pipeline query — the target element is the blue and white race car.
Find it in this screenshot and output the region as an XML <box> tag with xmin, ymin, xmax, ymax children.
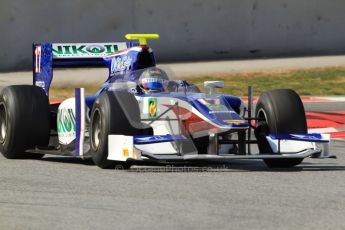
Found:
<box><xmin>0</xmin><ymin>34</ymin><xmax>332</xmax><ymax>169</ymax></box>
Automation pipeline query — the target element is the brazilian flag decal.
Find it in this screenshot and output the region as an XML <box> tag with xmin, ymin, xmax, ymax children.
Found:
<box><xmin>148</xmin><ymin>98</ymin><xmax>158</xmax><ymax>118</ymax></box>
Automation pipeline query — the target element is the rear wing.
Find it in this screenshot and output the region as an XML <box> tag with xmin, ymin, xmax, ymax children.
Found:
<box><xmin>33</xmin><ymin>41</ymin><xmax>139</xmax><ymax>95</ymax></box>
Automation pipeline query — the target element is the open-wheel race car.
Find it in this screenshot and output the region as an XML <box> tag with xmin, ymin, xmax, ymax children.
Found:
<box><xmin>0</xmin><ymin>34</ymin><xmax>333</xmax><ymax>169</ymax></box>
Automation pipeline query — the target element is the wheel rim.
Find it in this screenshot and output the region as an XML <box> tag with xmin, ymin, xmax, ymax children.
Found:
<box><xmin>257</xmin><ymin>108</ymin><xmax>270</xmax><ymax>135</ymax></box>
<box><xmin>91</xmin><ymin>109</ymin><xmax>102</xmax><ymax>151</ymax></box>
<box><xmin>0</xmin><ymin>103</ymin><xmax>7</xmax><ymax>144</ymax></box>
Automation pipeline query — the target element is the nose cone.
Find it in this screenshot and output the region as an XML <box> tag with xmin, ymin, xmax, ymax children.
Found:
<box><xmin>191</xmin><ymin>98</ymin><xmax>248</xmax><ymax>129</ymax></box>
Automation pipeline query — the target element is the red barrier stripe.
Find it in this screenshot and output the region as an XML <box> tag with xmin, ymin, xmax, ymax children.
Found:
<box><xmin>242</xmin><ymin>97</ymin><xmax>337</xmax><ymax>103</ymax></box>
<box><xmin>306</xmin><ymin>112</ymin><xmax>345</xmax><ymax>128</ymax></box>
<box><xmin>49</xmin><ymin>99</ymin><xmax>62</xmax><ymax>104</ymax></box>
<box><xmin>328</xmin><ymin>132</ymin><xmax>345</xmax><ymax>138</ymax></box>
<box><xmin>306</xmin><ymin>111</ymin><xmax>345</xmax><ymax>139</ymax></box>
<box><xmin>300</xmin><ymin>97</ymin><xmax>333</xmax><ymax>102</ymax></box>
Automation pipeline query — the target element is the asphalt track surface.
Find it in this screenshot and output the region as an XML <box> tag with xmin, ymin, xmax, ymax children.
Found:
<box><xmin>0</xmin><ymin>59</ymin><xmax>344</xmax><ymax>230</ymax></box>
<box><xmin>0</xmin><ymin>141</ymin><xmax>344</xmax><ymax>230</ymax></box>
<box><xmin>0</xmin><ymin>101</ymin><xmax>343</xmax><ymax>230</ymax></box>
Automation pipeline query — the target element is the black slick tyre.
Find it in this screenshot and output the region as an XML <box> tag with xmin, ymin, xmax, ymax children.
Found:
<box><xmin>0</xmin><ymin>85</ymin><xmax>50</xmax><ymax>159</ymax></box>
<box><xmin>254</xmin><ymin>89</ymin><xmax>307</xmax><ymax>168</ymax></box>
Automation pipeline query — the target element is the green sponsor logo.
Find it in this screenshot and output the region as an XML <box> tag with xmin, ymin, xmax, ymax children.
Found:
<box><xmin>57</xmin><ymin>108</ymin><xmax>76</xmax><ymax>133</ymax></box>
<box><xmin>148</xmin><ymin>98</ymin><xmax>157</xmax><ymax>118</ymax></box>
<box><xmin>52</xmin><ymin>44</ymin><xmax>119</xmax><ymax>56</ymax></box>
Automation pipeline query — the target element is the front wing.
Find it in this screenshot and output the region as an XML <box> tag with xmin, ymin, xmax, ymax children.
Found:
<box><xmin>107</xmin><ymin>133</ymin><xmax>333</xmax><ymax>163</ymax></box>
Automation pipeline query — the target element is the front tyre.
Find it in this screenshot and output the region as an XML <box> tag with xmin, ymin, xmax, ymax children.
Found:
<box><xmin>255</xmin><ymin>89</ymin><xmax>307</xmax><ymax>168</ymax></box>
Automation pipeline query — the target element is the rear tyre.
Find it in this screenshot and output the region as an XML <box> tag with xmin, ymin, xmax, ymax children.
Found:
<box><xmin>255</xmin><ymin>89</ymin><xmax>307</xmax><ymax>168</ymax></box>
<box><xmin>90</xmin><ymin>91</ymin><xmax>151</xmax><ymax>169</ymax></box>
<box><xmin>0</xmin><ymin>85</ymin><xmax>50</xmax><ymax>159</ymax></box>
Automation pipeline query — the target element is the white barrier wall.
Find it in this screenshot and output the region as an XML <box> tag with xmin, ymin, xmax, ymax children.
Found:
<box><xmin>1</xmin><ymin>0</ymin><xmax>345</xmax><ymax>71</ymax></box>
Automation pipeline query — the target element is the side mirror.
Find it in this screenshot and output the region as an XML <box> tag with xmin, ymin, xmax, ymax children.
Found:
<box><xmin>204</xmin><ymin>81</ymin><xmax>224</xmax><ymax>94</ymax></box>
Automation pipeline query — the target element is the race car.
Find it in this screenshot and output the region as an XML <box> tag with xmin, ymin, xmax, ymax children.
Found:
<box><xmin>0</xmin><ymin>34</ymin><xmax>333</xmax><ymax>169</ymax></box>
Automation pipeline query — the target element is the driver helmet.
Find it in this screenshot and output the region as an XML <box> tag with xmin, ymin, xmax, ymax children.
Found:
<box><xmin>139</xmin><ymin>67</ymin><xmax>169</xmax><ymax>93</ymax></box>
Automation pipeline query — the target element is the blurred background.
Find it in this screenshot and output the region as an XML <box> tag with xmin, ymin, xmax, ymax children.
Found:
<box><xmin>1</xmin><ymin>0</ymin><xmax>345</xmax><ymax>71</ymax></box>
